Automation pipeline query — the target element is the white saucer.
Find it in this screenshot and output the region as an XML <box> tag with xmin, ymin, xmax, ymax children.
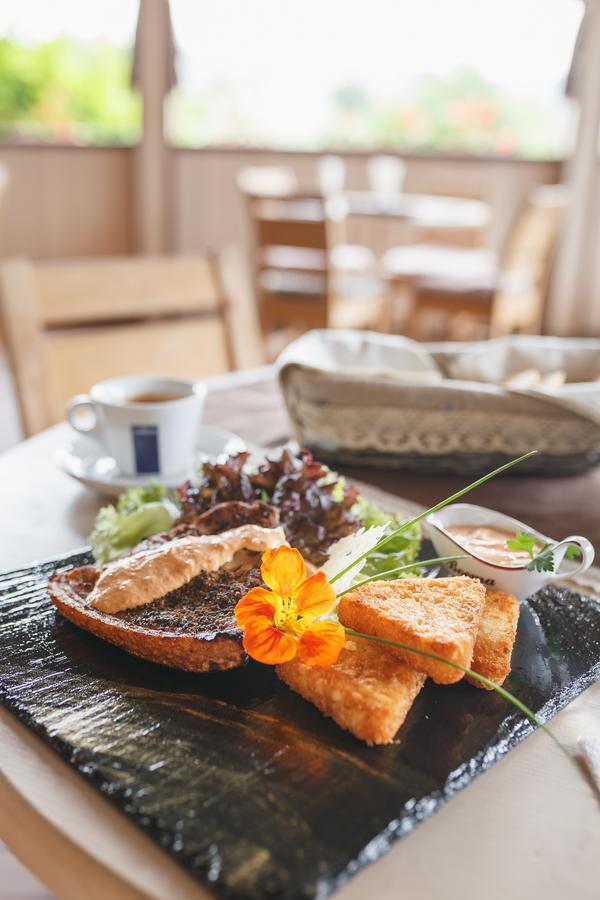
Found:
<box><xmin>56</xmin><ymin>425</ymin><xmax>250</xmax><ymax>498</ymax></box>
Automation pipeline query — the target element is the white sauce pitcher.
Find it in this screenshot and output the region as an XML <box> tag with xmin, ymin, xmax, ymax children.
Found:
<box><xmin>427</xmin><ymin>503</ymin><xmax>595</xmax><ymax>600</ymax></box>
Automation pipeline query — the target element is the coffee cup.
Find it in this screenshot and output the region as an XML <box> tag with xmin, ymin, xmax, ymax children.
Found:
<box><xmin>67</xmin><ymin>375</ymin><xmax>206</xmax><ymax>477</ymax></box>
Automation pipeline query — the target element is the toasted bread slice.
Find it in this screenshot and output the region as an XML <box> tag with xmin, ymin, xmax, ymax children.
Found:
<box><xmin>277</xmin><ymin>638</ymin><xmax>426</xmax><ymax>745</ymax></box>
<box><xmin>337</xmin><ymin>577</ymin><xmax>486</xmax><ymax>684</ymax></box>
<box><xmin>48</xmin><ymin>555</ymin><xmax>261</xmax><ymax>673</ymax></box>
<box><xmin>467</xmin><ymin>588</ymin><xmax>519</xmax><ymax>689</ymax></box>
<box><xmin>49</xmin><ymin>504</ymin><xmax>287</xmax><ymax>673</ymax></box>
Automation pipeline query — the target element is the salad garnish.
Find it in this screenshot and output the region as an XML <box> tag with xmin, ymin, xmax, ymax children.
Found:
<box><xmin>90</xmin><ymin>484</ymin><xmax>179</xmax><ymax>565</ymax></box>
<box><xmin>506</xmin><ymin>530</ymin><xmax>582</xmax><ymax>573</ymax></box>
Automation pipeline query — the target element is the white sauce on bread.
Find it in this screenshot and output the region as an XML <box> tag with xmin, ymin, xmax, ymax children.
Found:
<box><xmin>88</xmin><ymin>525</ymin><xmax>287</xmax><ymax>614</ymax></box>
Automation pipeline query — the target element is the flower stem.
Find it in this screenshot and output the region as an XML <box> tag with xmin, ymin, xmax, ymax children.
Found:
<box><xmin>343</xmin><ymin>627</ymin><xmax>571</xmax><ymax>760</ymax></box>
<box><xmin>334</xmin><ymin>555</ymin><xmax>469</xmax><ymax>598</ymax></box>
<box><xmin>329</xmin><ymin>450</ymin><xmax>537</xmax><ymax>586</ymax></box>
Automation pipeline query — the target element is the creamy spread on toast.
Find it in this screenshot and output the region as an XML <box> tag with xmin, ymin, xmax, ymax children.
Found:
<box><xmin>88</xmin><ymin>524</ymin><xmax>287</xmax><ymax>614</ymax></box>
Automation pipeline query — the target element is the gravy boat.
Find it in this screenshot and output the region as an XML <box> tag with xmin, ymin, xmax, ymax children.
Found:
<box><xmin>427</xmin><ymin>503</ymin><xmax>595</xmax><ymax>600</ymax></box>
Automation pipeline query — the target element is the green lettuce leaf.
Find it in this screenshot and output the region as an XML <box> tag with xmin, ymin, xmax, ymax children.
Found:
<box><xmin>90</xmin><ymin>484</ymin><xmax>180</xmax><ymax>565</ymax></box>
<box><xmin>353</xmin><ymin>496</ymin><xmax>422</xmax><ymax>579</ymax></box>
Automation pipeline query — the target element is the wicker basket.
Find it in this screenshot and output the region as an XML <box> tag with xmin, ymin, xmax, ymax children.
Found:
<box><xmin>278</xmin><ymin>332</ymin><xmax>600</xmax><ymax>475</ymax></box>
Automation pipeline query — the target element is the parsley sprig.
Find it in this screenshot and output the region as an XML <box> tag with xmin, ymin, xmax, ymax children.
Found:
<box><xmin>506</xmin><ymin>531</ymin><xmax>581</xmax><ymax>573</ymax></box>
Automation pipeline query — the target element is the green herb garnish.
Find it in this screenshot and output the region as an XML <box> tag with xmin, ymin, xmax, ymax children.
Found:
<box><xmin>506</xmin><ymin>531</ymin><xmax>582</xmax><ymax>574</ymax></box>
<box><xmin>506</xmin><ymin>530</ymin><xmax>538</xmax><ymax>559</ymax></box>
<box><xmin>329</xmin><ymin>451</ymin><xmax>538</xmax><ymax>586</ymax></box>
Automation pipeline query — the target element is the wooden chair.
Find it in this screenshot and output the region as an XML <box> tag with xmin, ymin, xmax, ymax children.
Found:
<box><xmin>0</xmin><ymin>254</ymin><xmax>236</xmax><ymax>436</ymax></box>
<box><xmin>236</xmin><ymin>164</ymin><xmax>299</xmax><ymax>199</ymax></box>
<box><xmin>382</xmin><ymin>185</ymin><xmax>568</xmax><ymax>339</ymax></box>
<box><xmin>238</xmin><ymin>168</ymin><xmax>385</xmax><ymax>339</ymax></box>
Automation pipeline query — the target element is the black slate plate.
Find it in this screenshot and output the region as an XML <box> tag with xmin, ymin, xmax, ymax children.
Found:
<box><xmin>1</xmin><ymin>549</ymin><xmax>599</xmax><ymax>900</ymax></box>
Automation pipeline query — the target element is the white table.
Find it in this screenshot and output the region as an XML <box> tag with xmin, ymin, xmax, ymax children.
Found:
<box><xmin>1</xmin><ymin>375</ymin><xmax>599</xmax><ymax>900</ymax></box>
<box><xmin>345</xmin><ymin>191</ymin><xmax>490</xmax><ymax>231</ymax></box>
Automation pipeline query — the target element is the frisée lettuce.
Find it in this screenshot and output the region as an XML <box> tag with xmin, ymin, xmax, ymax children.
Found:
<box><xmin>353</xmin><ymin>497</ymin><xmax>422</xmax><ymax>580</ymax></box>
<box><xmin>90</xmin><ymin>484</ymin><xmax>180</xmax><ymax>565</ymax></box>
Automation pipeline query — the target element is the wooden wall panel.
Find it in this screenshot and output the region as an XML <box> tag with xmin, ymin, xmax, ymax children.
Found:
<box><xmin>174</xmin><ymin>149</ymin><xmax>562</xmax><ymax>257</ymax></box>
<box><xmin>0</xmin><ymin>145</ymin><xmax>562</xmax><ymax>279</ymax></box>
<box><xmin>0</xmin><ymin>147</ymin><xmax>134</xmax><ymax>259</ymax></box>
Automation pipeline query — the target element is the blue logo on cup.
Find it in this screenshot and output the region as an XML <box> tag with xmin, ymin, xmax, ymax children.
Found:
<box><xmin>132</xmin><ymin>425</ymin><xmax>160</xmax><ymax>474</ymax></box>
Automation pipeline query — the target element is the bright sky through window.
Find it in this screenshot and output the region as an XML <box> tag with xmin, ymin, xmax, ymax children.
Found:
<box><xmin>1</xmin><ymin>0</ymin><xmax>138</xmax><ymax>44</ymax></box>
<box><xmin>169</xmin><ymin>0</ymin><xmax>583</xmax><ymax>156</ymax></box>
<box><xmin>0</xmin><ymin>0</ymin><xmax>584</xmax><ymax>155</ymax></box>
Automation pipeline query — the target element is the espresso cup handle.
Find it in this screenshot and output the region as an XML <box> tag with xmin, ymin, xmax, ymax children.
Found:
<box><xmin>67</xmin><ymin>394</ymin><xmax>100</xmax><ymax>435</ymax></box>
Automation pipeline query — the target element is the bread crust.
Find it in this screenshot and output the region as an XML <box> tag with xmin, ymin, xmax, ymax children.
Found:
<box><xmin>467</xmin><ymin>588</ymin><xmax>519</xmax><ymax>689</ymax></box>
<box><xmin>48</xmin><ymin>567</ymin><xmax>246</xmax><ymax>673</ymax></box>
<box><xmin>277</xmin><ymin>638</ymin><xmax>426</xmax><ymax>745</ymax></box>
<box><xmin>338</xmin><ymin>577</ymin><xmax>486</xmax><ymax>684</ymax></box>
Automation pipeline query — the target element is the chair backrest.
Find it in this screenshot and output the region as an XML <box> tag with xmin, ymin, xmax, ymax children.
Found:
<box><xmin>236</xmin><ymin>165</ymin><xmax>299</xmax><ymax>198</ymax></box>
<box><xmin>237</xmin><ymin>164</ymin><xmax>329</xmax><ymax>257</ymax></box>
<box><xmin>252</xmin><ymin>199</ymin><xmax>328</xmax><ymax>252</ymax></box>
<box><xmin>490</xmin><ymin>184</ymin><xmax>568</xmax><ymax>336</ymax></box>
<box><xmin>238</xmin><ymin>167</ymin><xmax>333</xmax><ymax>332</ymax></box>
<box><xmin>0</xmin><ymin>254</ymin><xmax>235</xmax><ymax>436</ymax></box>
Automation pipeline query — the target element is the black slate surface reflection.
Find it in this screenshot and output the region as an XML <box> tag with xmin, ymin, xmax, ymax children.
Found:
<box><xmin>1</xmin><ymin>550</ymin><xmax>599</xmax><ymax>900</ymax></box>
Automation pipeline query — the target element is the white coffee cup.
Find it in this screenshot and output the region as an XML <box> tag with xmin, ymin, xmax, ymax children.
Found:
<box><xmin>67</xmin><ymin>375</ymin><xmax>207</xmax><ymax>477</ymax></box>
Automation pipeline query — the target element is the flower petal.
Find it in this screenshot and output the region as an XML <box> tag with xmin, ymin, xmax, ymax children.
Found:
<box><xmin>234</xmin><ymin>587</ymin><xmax>277</xmax><ymax>629</ymax></box>
<box><xmin>294</xmin><ymin>571</ymin><xmax>337</xmax><ymax>622</ymax></box>
<box><xmin>243</xmin><ymin>618</ymin><xmax>298</xmax><ymax>664</ymax></box>
<box><xmin>261</xmin><ymin>546</ymin><xmax>306</xmax><ymax>598</ymax></box>
<box><xmin>297</xmin><ymin>621</ymin><xmax>346</xmax><ymax>667</ymax></box>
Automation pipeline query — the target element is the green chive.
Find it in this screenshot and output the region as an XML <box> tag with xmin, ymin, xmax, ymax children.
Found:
<box><xmin>329</xmin><ymin>450</ymin><xmax>537</xmax><ymax>586</ymax></box>
<box><xmin>344</xmin><ymin>627</ymin><xmax>570</xmax><ymax>760</ymax></box>
<box><xmin>335</xmin><ymin>555</ymin><xmax>469</xmax><ymax>598</ymax></box>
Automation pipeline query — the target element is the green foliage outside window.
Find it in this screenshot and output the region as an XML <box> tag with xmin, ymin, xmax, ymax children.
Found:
<box><xmin>0</xmin><ymin>37</ymin><xmax>141</xmax><ymax>145</ymax></box>
<box><xmin>323</xmin><ymin>69</ymin><xmax>566</xmax><ymax>159</ymax></box>
<box><xmin>0</xmin><ymin>37</ymin><xmax>566</xmax><ymax>158</ymax></box>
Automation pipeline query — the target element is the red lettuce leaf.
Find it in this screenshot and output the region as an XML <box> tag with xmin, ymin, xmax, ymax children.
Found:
<box><xmin>178</xmin><ymin>449</ymin><xmax>359</xmax><ymax>565</ymax></box>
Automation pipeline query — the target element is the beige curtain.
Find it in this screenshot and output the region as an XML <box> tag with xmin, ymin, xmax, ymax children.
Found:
<box><xmin>548</xmin><ymin>0</ymin><xmax>600</xmax><ymax>336</ymax></box>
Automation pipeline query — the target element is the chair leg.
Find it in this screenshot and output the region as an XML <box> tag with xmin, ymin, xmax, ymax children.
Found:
<box><xmin>386</xmin><ymin>281</ymin><xmax>417</xmax><ymax>334</ymax></box>
<box><xmin>376</xmin><ymin>284</ymin><xmax>394</xmax><ymax>333</ymax></box>
<box><xmin>406</xmin><ymin>300</ymin><xmax>423</xmax><ymax>340</ymax></box>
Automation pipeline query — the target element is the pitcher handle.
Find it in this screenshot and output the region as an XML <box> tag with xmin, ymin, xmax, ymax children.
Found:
<box><xmin>553</xmin><ymin>536</ymin><xmax>595</xmax><ymax>579</ymax></box>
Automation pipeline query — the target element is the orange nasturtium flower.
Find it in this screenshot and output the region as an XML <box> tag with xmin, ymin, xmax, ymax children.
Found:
<box><xmin>234</xmin><ymin>546</ymin><xmax>345</xmax><ymax>666</ymax></box>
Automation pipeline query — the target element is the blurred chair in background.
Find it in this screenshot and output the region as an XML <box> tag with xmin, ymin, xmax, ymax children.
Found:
<box><xmin>236</xmin><ymin>165</ymin><xmax>299</xmax><ymax>198</ymax></box>
<box><xmin>367</xmin><ymin>155</ymin><xmax>406</xmax><ymax>197</ymax></box>
<box><xmin>238</xmin><ymin>165</ymin><xmax>385</xmax><ymax>349</ymax></box>
<box><xmin>382</xmin><ymin>184</ymin><xmax>568</xmax><ymax>340</ymax></box>
<box><xmin>316</xmin><ymin>155</ymin><xmax>347</xmax><ymax>195</ymax></box>
<box><xmin>410</xmin><ymin>184</ymin><xmax>488</xmax><ymax>248</ymax></box>
<box><xmin>0</xmin><ymin>254</ymin><xmax>238</xmax><ymax>436</ymax></box>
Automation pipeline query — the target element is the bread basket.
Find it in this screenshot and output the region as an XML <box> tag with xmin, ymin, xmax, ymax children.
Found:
<box><xmin>277</xmin><ymin>331</ymin><xmax>600</xmax><ymax>475</ymax></box>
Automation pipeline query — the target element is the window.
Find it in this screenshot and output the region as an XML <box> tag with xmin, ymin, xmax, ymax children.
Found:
<box><xmin>0</xmin><ymin>0</ymin><xmax>140</xmax><ymax>145</ymax></box>
<box><xmin>168</xmin><ymin>0</ymin><xmax>583</xmax><ymax>158</ymax></box>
